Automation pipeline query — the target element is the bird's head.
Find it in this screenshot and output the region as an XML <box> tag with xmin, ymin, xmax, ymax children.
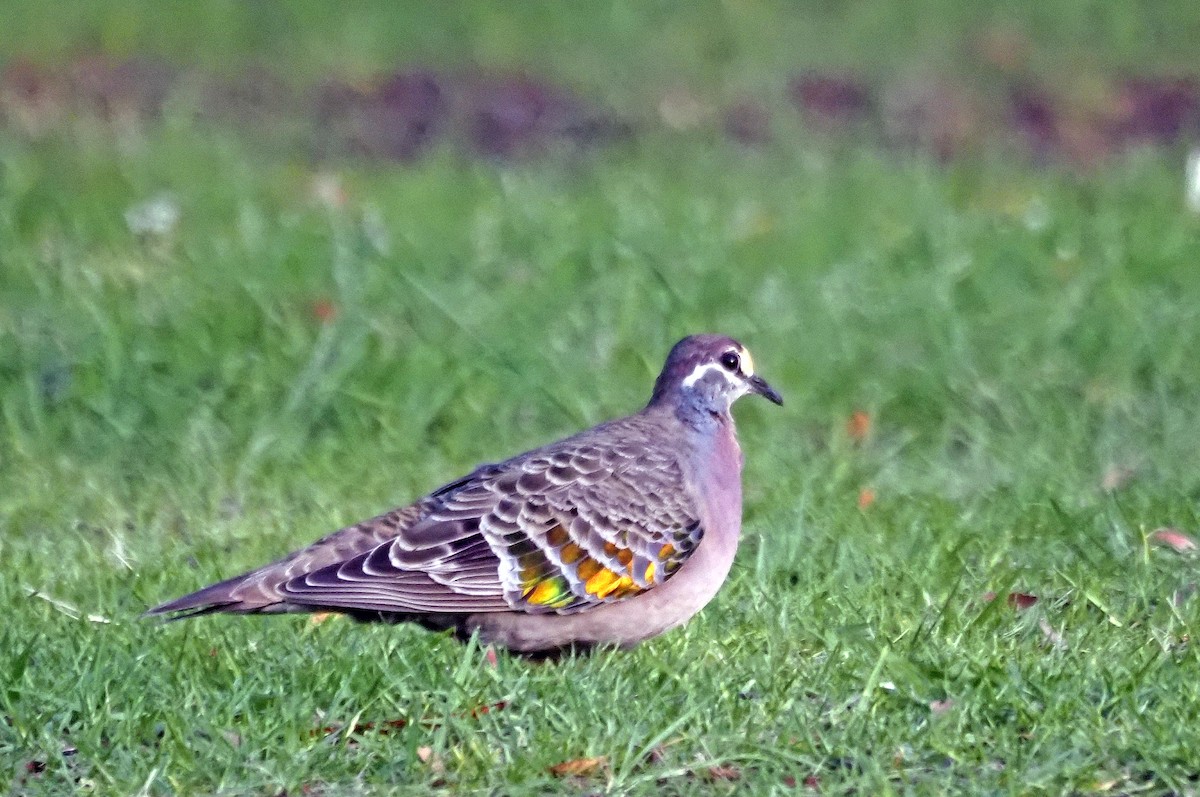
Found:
<box><xmin>650</xmin><ymin>334</ymin><xmax>783</xmax><ymax>417</ymax></box>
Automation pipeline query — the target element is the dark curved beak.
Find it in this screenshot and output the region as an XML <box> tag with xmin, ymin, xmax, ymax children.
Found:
<box><xmin>748</xmin><ymin>374</ymin><xmax>783</xmax><ymax>405</ymax></box>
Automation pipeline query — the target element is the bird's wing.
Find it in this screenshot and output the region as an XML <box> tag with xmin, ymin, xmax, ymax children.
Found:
<box><xmin>277</xmin><ymin>424</ymin><xmax>703</xmax><ymax>616</ymax></box>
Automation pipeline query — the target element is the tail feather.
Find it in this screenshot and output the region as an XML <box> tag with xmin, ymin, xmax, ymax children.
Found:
<box><xmin>144</xmin><ymin>510</ymin><xmax>424</xmax><ymax>619</ymax></box>
<box><xmin>143</xmin><ymin>568</ymin><xmax>282</xmax><ymax>618</ymax></box>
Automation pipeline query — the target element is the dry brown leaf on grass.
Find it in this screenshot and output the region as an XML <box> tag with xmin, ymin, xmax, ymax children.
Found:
<box><xmin>309</xmin><ymin>300</ymin><xmax>337</xmax><ymax>325</ymax></box>
<box><xmin>315</xmin><ymin>717</ymin><xmax>408</xmax><ymax>737</ymax></box>
<box><xmin>781</xmin><ymin>773</ymin><xmax>822</xmax><ymax>789</ymax></box>
<box><xmin>465</xmin><ymin>700</ymin><xmax>507</xmax><ymax>718</ymax></box>
<box><xmin>415</xmin><ymin>746</ymin><xmax>446</xmax><ymax>777</ymax></box>
<box><xmin>1008</xmin><ymin>592</ymin><xmax>1039</xmax><ymax>611</ymax></box>
<box><xmin>705</xmin><ymin>764</ymin><xmax>742</xmax><ymax>781</ymax></box>
<box><xmin>846</xmin><ymin>410</ymin><xmax>872</xmax><ymax>442</ymax></box>
<box><xmin>982</xmin><ymin>591</ymin><xmax>1039</xmax><ymax>610</ymax></box>
<box><xmin>549</xmin><ymin>756</ymin><xmax>609</xmax><ymax>778</ymax></box>
<box><xmin>644</xmin><ymin>744</ymin><xmax>668</xmax><ymax>765</ymax></box>
<box><xmin>857</xmin><ymin>487</ymin><xmax>876</xmax><ymax>509</ymax></box>
<box><xmin>1150</xmin><ymin>527</ymin><xmax>1197</xmax><ymax>553</ymax></box>
<box><xmin>1038</xmin><ymin>617</ymin><xmax>1067</xmax><ymax>650</ymax></box>
<box><xmin>929</xmin><ymin>698</ymin><xmax>955</xmax><ymax>714</ymax></box>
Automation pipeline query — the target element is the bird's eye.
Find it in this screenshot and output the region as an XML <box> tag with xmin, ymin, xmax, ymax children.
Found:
<box><xmin>719</xmin><ymin>351</ymin><xmax>740</xmax><ymax>372</ymax></box>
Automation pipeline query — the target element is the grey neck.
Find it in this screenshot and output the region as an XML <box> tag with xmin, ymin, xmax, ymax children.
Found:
<box><xmin>672</xmin><ymin>394</ymin><xmax>730</xmax><ymax>434</ymax></box>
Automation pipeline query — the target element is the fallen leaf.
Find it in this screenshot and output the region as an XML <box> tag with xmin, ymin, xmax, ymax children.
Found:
<box><xmin>310</xmin><ymin>299</ymin><xmax>337</xmax><ymax>324</ymax></box>
<box><xmin>929</xmin><ymin>698</ymin><xmax>955</xmax><ymax>714</ymax></box>
<box><xmin>549</xmin><ymin>756</ymin><xmax>608</xmax><ymax>778</ymax></box>
<box><xmin>416</xmin><ymin>745</ymin><xmax>445</xmax><ymax>776</ymax></box>
<box><xmin>983</xmin><ymin>591</ymin><xmax>1039</xmax><ymax>610</ymax></box>
<box><xmin>1038</xmin><ymin>617</ymin><xmax>1067</xmax><ymax>650</ymax></box>
<box><xmin>1150</xmin><ymin>527</ymin><xmax>1197</xmax><ymax>553</ymax></box>
<box><xmin>644</xmin><ymin>744</ymin><xmax>668</xmax><ymax>765</ymax></box>
<box><xmin>846</xmin><ymin>410</ymin><xmax>872</xmax><ymax>442</ymax></box>
<box><xmin>308</xmin><ymin>612</ymin><xmax>336</xmax><ymax>627</ymax></box>
<box><xmin>1008</xmin><ymin>592</ymin><xmax>1039</xmax><ymax>611</ymax></box>
<box><xmin>25</xmin><ymin>760</ymin><xmax>46</xmax><ymax>775</ymax></box>
<box><xmin>484</xmin><ymin>647</ymin><xmax>498</xmax><ymax>668</ymax></box>
<box><xmin>706</xmin><ymin>765</ymin><xmax>742</xmax><ymax>781</ymax></box>
<box><xmin>465</xmin><ymin>700</ymin><xmax>506</xmax><ymax>718</ymax></box>
<box><xmin>315</xmin><ymin>717</ymin><xmax>408</xmax><ymax>737</ymax></box>
<box><xmin>857</xmin><ymin>487</ymin><xmax>876</xmax><ymax>509</ymax></box>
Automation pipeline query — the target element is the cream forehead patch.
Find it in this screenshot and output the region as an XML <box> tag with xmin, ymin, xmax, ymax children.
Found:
<box><xmin>739</xmin><ymin>348</ymin><xmax>755</xmax><ymax>376</ymax></box>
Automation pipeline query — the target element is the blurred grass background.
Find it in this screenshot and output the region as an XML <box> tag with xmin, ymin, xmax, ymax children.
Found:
<box><xmin>3</xmin><ymin>1</ymin><xmax>1200</xmax><ymax>794</ymax></box>
<box><xmin>5</xmin><ymin>1</ymin><xmax>1200</xmax><ymax>88</ymax></box>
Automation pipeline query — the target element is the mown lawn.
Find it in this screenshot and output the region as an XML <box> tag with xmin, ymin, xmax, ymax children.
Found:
<box><xmin>4</xmin><ymin>3</ymin><xmax>1200</xmax><ymax>795</ymax></box>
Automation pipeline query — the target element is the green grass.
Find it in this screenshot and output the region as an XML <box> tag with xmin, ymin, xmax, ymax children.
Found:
<box><xmin>6</xmin><ymin>3</ymin><xmax>1200</xmax><ymax>794</ymax></box>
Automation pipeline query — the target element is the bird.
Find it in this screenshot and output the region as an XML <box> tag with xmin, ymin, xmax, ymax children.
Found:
<box><xmin>147</xmin><ymin>334</ymin><xmax>782</xmax><ymax>654</ymax></box>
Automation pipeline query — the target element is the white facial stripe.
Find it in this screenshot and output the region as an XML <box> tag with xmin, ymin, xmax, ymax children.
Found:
<box><xmin>681</xmin><ymin>362</ymin><xmax>723</xmax><ymax>388</ymax></box>
<box><xmin>681</xmin><ymin>362</ymin><xmax>741</xmax><ymax>390</ymax></box>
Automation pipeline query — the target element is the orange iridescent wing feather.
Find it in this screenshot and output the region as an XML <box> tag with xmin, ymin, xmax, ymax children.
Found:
<box><xmin>512</xmin><ymin>521</ymin><xmax>698</xmax><ymax>610</ymax></box>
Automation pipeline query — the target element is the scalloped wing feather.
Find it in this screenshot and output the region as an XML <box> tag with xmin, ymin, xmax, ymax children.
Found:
<box><xmin>273</xmin><ymin>415</ymin><xmax>703</xmax><ymax>617</ymax></box>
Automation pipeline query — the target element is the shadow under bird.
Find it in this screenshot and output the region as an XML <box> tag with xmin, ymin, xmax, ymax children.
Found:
<box><xmin>148</xmin><ymin>334</ymin><xmax>782</xmax><ymax>655</ymax></box>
